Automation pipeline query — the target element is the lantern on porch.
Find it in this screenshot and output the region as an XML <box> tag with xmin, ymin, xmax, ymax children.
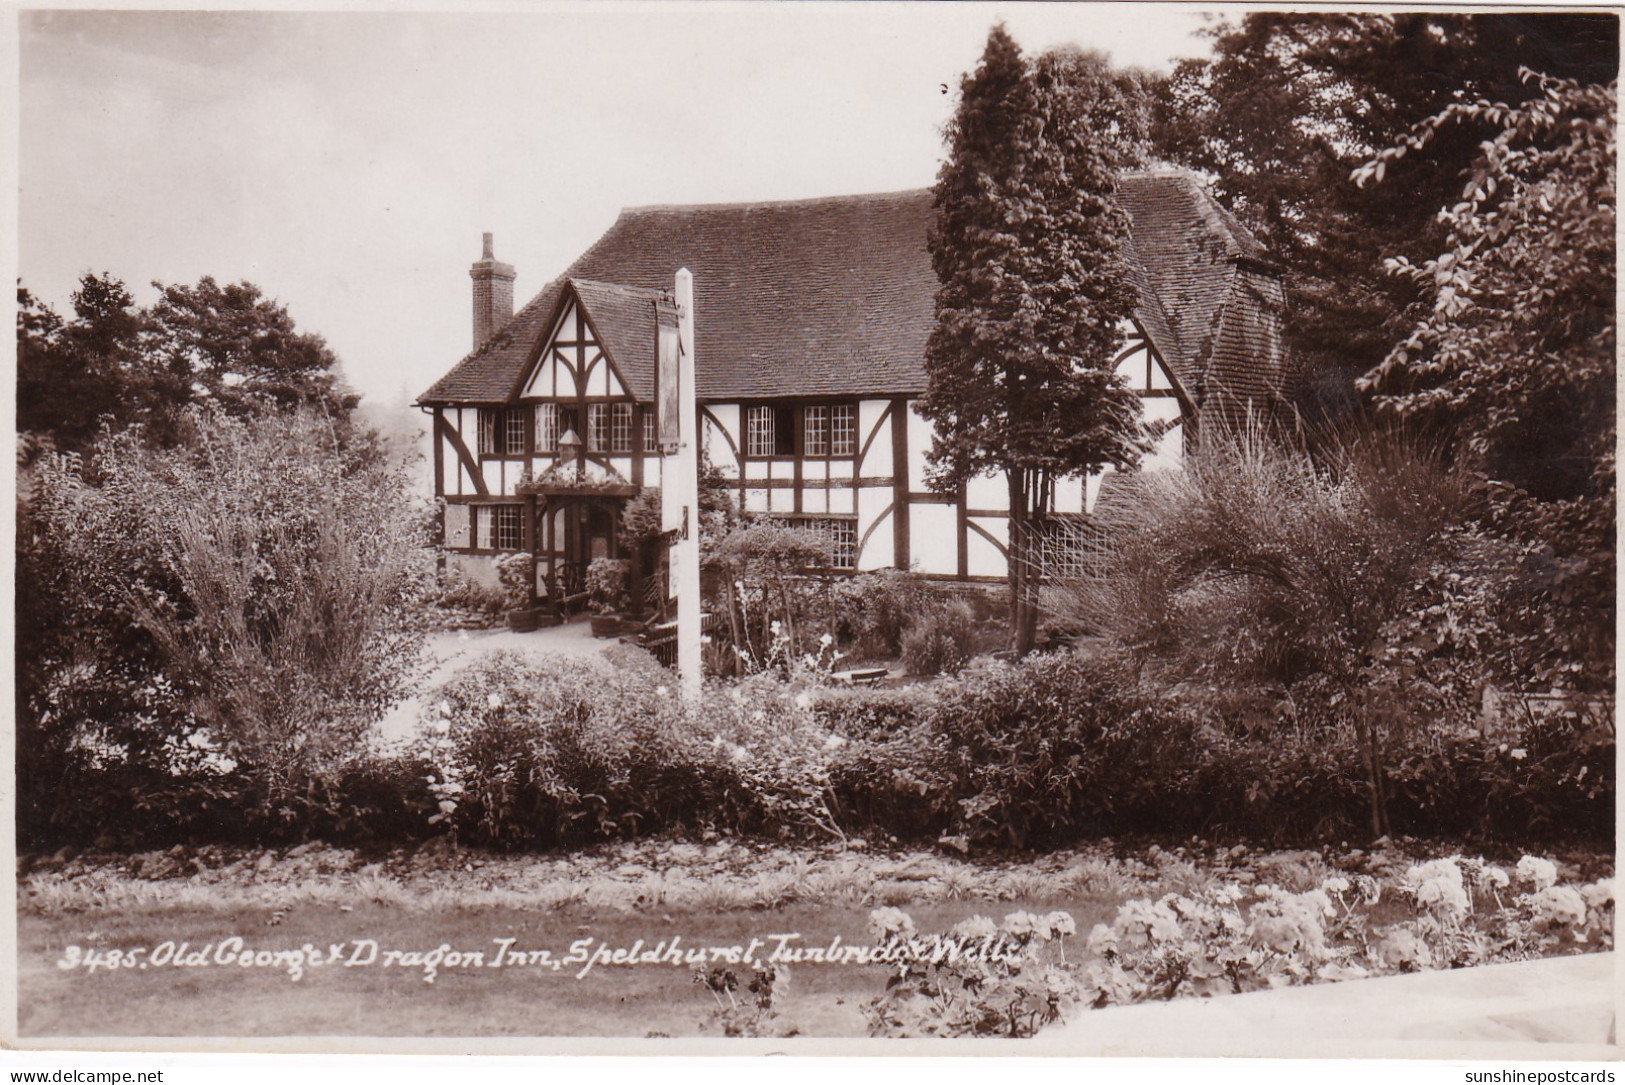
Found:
<box><xmin>557</xmin><ymin>426</ymin><xmax>583</xmax><ymax>473</ymax></box>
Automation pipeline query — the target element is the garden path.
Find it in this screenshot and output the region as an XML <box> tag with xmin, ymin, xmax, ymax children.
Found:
<box><xmin>1042</xmin><ymin>950</ymin><xmax>1616</xmax><ymax>1059</ymax></box>
<box><xmin>376</xmin><ymin>618</ymin><xmax>613</xmax><ymax>744</ymax></box>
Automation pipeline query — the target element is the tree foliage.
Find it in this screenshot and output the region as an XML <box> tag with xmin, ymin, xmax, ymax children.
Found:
<box><xmin>1356</xmin><ymin>72</ymin><xmax>1615</xmax><ymax>506</ymax></box>
<box><xmin>17</xmin><ymin>272</ymin><xmax>358</xmax><ymax>455</ymax></box>
<box><xmin>1355</xmin><ymin>70</ymin><xmax>1616</xmax><ymax>690</ymax></box>
<box><xmin>1155</xmin><ymin>13</ymin><xmax>1618</xmax><ymax>422</ymax></box>
<box><xmin>921</xmin><ymin>27</ymin><xmax>1148</xmax><ymax>652</ymax></box>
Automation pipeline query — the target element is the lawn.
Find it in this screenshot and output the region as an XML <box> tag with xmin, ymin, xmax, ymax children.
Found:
<box><xmin>17</xmin><ymin>837</ymin><xmax>1613</xmax><ymax>1039</ymax></box>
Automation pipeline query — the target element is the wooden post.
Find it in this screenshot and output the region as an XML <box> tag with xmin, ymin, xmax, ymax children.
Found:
<box><xmin>674</xmin><ymin>270</ymin><xmax>703</xmax><ymax>702</ymax></box>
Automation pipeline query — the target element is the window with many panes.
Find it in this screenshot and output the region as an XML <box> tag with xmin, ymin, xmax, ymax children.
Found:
<box><xmin>587</xmin><ymin>404</ymin><xmax>609</xmax><ymax>452</ymax></box>
<box><xmin>1039</xmin><ymin>517</ymin><xmax>1096</xmax><ymax>580</ymax></box>
<box><xmin>478</xmin><ymin>408</ymin><xmax>497</xmax><ymax>455</ymax></box>
<box><xmin>495</xmin><ymin>505</ymin><xmax>523</xmax><ymax>549</ymax></box>
<box><xmin>478</xmin><ymin>408</ymin><xmax>526</xmax><ymax>455</ymax></box>
<box><xmin>746</xmin><ymin>405</ymin><xmax>776</xmax><ymax>458</ymax></box>
<box><xmin>803</xmin><ymin>404</ymin><xmax>857</xmax><ymax>457</ymax></box>
<box><xmin>822</xmin><ymin>518</ymin><xmax>857</xmax><ymax>569</ymax></box>
<box><xmin>534</xmin><ymin>403</ymin><xmax>558</xmax><ymax>453</ymax></box>
<box><xmin>803</xmin><ymin>406</ymin><xmax>829</xmax><ymax>456</ymax></box>
<box><xmin>610</xmin><ymin>403</ymin><xmax>633</xmax><ymax>453</ymax></box>
<box><xmin>475</xmin><ymin>504</ymin><xmax>524</xmax><ymax>551</ymax></box>
<box><xmin>745</xmin><ymin>405</ymin><xmax>795</xmax><ymax>457</ymax></box>
<box><xmin>776</xmin><ymin>516</ymin><xmax>857</xmax><ymax>570</ymax></box>
<box><xmin>643</xmin><ymin>411</ymin><xmax>657</xmax><ymax>453</ymax></box>
<box><xmin>829</xmin><ymin>404</ymin><xmax>856</xmax><ymax>456</ymax></box>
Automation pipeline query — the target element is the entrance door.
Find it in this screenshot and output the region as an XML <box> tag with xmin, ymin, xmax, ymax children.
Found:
<box><xmin>582</xmin><ymin>502</ymin><xmax>617</xmax><ymax>563</ymax></box>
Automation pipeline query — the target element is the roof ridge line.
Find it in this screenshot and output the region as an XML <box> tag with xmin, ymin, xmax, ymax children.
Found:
<box><xmin>623</xmin><ymin>188</ymin><xmax>932</xmax><ymax>214</ymax></box>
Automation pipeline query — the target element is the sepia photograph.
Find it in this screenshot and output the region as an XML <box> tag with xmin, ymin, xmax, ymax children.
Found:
<box><xmin>6</xmin><ymin>1</ymin><xmax>1619</xmax><ymax>1066</ymax></box>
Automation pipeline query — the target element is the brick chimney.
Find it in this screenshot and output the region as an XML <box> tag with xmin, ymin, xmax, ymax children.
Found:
<box><xmin>469</xmin><ymin>232</ymin><xmax>516</xmax><ymax>351</ymax></box>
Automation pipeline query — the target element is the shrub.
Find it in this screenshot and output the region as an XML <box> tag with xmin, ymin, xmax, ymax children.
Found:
<box><xmin>584</xmin><ymin>556</ymin><xmax>630</xmax><ymax>615</ymax></box>
<box><xmin>899</xmin><ymin>600</ymin><xmax>980</xmax><ymax>676</ymax></box>
<box><xmin>708</xmin><ymin>520</ymin><xmax>837</xmax><ymax>671</ymax></box>
<box><xmin>930</xmin><ymin>651</ymin><xmax>1190</xmax><ymax>847</ymax></box>
<box><xmin>17</xmin><ymin>408</ymin><xmax>430</xmax><ymax>846</ymax></box>
<box><xmin>827</xmin><ymin>570</ymin><xmax>941</xmax><ymax>660</ymax></box>
<box><xmin>420</xmin><ymin>653</ymin><xmax>710</xmax><ymax>847</ymax></box>
<box><xmin>813</xmin><ymin>687</ymin><xmax>955</xmax><ymax>839</ymax></box>
<box><xmin>418</xmin><ymin>653</ymin><xmax>853</xmax><ymax>846</ymax></box>
<box><xmin>430</xmin><ymin>564</ymin><xmax>507</xmax><ymax>619</ymax></box>
<box><xmin>495</xmin><ymin>552</ymin><xmax>535</xmax><ymax>610</ymax></box>
<box><xmin>1063</xmin><ymin>423</ymin><xmax>1484</xmax><ymax>838</ymax></box>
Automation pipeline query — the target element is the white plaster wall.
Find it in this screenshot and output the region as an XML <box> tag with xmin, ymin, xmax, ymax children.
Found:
<box><xmin>966</xmin><ymin>517</ymin><xmax>1006</xmax><ymax>578</ymax></box>
<box><xmin>705</xmin><ymin>406</ymin><xmax>742</xmax><ymax>474</ymax></box>
<box><xmin>910</xmin><ymin>503</ymin><xmax>958</xmax><ymax>576</ymax></box>
<box><xmin>907</xmin><ymin>405</ymin><xmax>935</xmax><ymax>491</ymax></box>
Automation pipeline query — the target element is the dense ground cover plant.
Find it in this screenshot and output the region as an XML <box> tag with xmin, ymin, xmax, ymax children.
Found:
<box><xmin>1085</xmin><ymin>853</ymin><xmax>1613</xmax><ymax>1007</ymax></box>
<box><xmin>863</xmin><ymin>907</ymin><xmax>1081</xmax><ymax>1037</ymax></box>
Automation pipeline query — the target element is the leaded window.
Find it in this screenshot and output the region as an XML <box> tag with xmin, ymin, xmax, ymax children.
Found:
<box><xmin>747</xmin><ymin>405</ymin><xmax>775</xmax><ymax>458</ymax></box>
<box><xmin>534</xmin><ymin>403</ymin><xmax>558</xmax><ymax>453</ymax></box>
<box><xmin>611</xmin><ymin>402</ymin><xmax>634</xmax><ymax>453</ymax></box>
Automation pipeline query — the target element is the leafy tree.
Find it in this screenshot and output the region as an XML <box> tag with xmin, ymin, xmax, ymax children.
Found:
<box><xmin>144</xmin><ymin>276</ymin><xmax>356</xmax><ymax>426</ymax></box>
<box><xmin>17</xmin><ymin>275</ymin><xmax>143</xmax><ymax>454</ymax></box>
<box><xmin>921</xmin><ymin>27</ymin><xmax>1148</xmax><ymax>654</ymax></box>
<box><xmin>16</xmin><ymin>272</ymin><xmax>357</xmax><ymax>456</ymax></box>
<box><xmin>1356</xmin><ymin>71</ymin><xmax>1616</xmax><ymax>689</ymax></box>
<box><xmin>1155</xmin><ymin>13</ymin><xmax>1618</xmax><ymax>424</ymax></box>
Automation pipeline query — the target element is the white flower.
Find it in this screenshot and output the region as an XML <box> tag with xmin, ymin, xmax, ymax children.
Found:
<box><xmin>794</xmin><ymin>691</ymin><xmax>813</xmax><ymax>711</ymax></box>
<box><xmin>1484</xmin><ymin>865</ymin><xmax>1511</xmax><ymax>889</ymax></box>
<box><xmin>487</xmin><ymin>692</ymin><xmax>504</xmax><ymax>710</ymax></box>
<box><xmin>951</xmin><ymin>916</ymin><xmax>997</xmax><ymax>941</ymax></box>
<box><xmin>1516</xmin><ymin>855</ymin><xmax>1559</xmax><ymax>891</ymax></box>
<box><xmin>1510</xmin><ymin>748</ymin><xmax>1528</xmax><ymax>760</ymax></box>
<box><xmin>821</xmin><ymin>734</ymin><xmax>846</xmax><ymax>752</ymax></box>
<box><xmin>770</xmin><ymin>620</ymin><xmax>783</xmax><ymax>637</ymax></box>
<box><xmin>436</xmin><ymin>701</ymin><xmax>452</xmax><ymax>717</ymax></box>
<box><xmin>1530</xmin><ymin>885</ymin><xmax>1587</xmax><ymax>927</ymax></box>
<box><xmin>729</xmin><ymin>744</ymin><xmax>750</xmax><ymax>763</ymax></box>
<box><xmin>868</xmin><ymin>907</ymin><xmax>916</xmax><ymax>940</ymax></box>
<box><xmin>1405</xmin><ymin>858</ymin><xmax>1470</xmax><ymax>919</ymax></box>
<box><xmin>1580</xmin><ymin>879</ymin><xmax>1614</xmax><ymax>910</ymax></box>
<box><xmin>819</xmin><ymin>632</ymin><xmax>834</xmax><ymax>649</ymax></box>
<box><xmin>656</xmin><ymin>685</ymin><xmax>670</xmax><ymax>697</ymax></box>
<box><xmin>1322</xmin><ymin>876</ymin><xmax>1350</xmax><ymax>895</ymax></box>
<box><xmin>1045</xmin><ymin>910</ymin><xmax>1077</xmax><ymax>937</ymax></box>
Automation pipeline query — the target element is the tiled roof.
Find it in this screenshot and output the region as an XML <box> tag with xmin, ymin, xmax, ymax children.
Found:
<box><xmin>566</xmin><ymin>279</ymin><xmax>665</xmax><ymax>401</ymax></box>
<box><xmin>418</xmin><ymin>171</ymin><xmax>1288</xmax><ymax>407</ymax></box>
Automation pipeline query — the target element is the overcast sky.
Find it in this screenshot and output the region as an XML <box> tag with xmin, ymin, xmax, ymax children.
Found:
<box><xmin>20</xmin><ymin>4</ymin><xmax>1216</xmax><ymax>409</ymax></box>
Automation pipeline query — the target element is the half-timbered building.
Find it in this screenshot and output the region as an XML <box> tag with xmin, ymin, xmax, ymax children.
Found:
<box><xmin>417</xmin><ymin>170</ymin><xmax>1291</xmax><ymax>608</ymax></box>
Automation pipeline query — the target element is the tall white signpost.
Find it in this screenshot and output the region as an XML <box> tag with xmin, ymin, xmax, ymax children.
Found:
<box><xmin>658</xmin><ymin>269</ymin><xmax>703</xmax><ymax>702</ymax></box>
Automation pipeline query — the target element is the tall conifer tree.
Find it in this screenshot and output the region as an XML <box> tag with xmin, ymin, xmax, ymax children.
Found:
<box><xmin>921</xmin><ymin>26</ymin><xmax>1146</xmax><ymax>653</ymax></box>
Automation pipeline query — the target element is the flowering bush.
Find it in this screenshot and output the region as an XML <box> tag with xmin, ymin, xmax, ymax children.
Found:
<box><xmin>864</xmin><ymin>908</ymin><xmax>1081</xmax><ymax>1037</ymax></box>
